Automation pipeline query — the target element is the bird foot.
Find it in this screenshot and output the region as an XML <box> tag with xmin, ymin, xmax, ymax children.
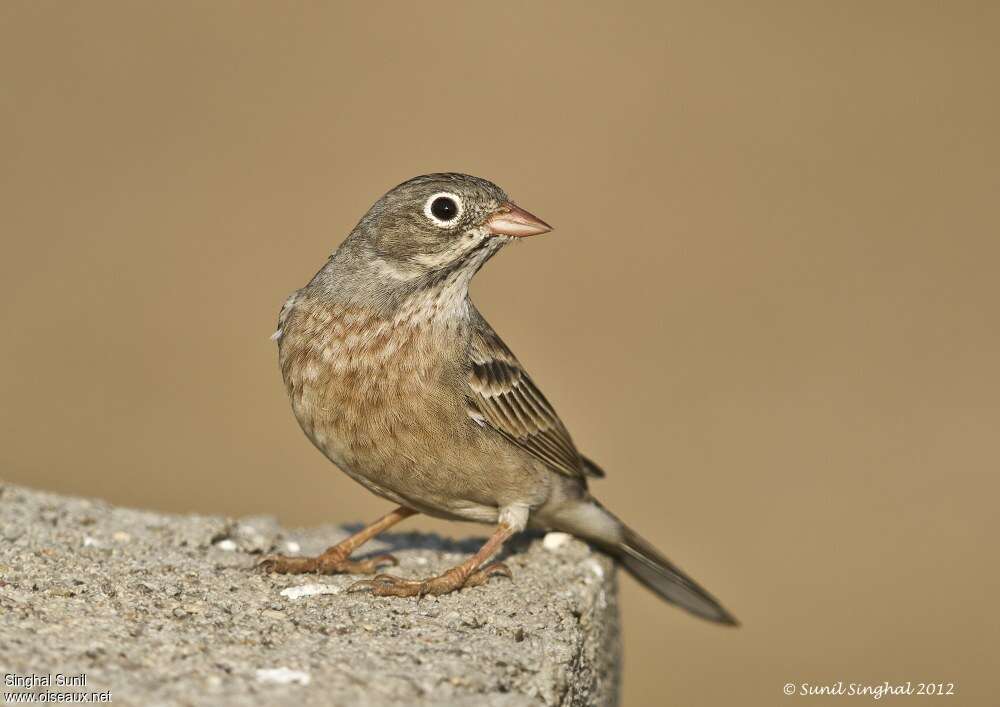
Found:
<box><xmin>346</xmin><ymin>561</ymin><xmax>512</xmax><ymax>597</ymax></box>
<box><xmin>257</xmin><ymin>551</ymin><xmax>398</xmax><ymax>575</ymax></box>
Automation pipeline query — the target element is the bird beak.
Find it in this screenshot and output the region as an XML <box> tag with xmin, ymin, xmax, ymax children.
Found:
<box><xmin>486</xmin><ymin>202</ymin><xmax>552</xmax><ymax>238</ymax></box>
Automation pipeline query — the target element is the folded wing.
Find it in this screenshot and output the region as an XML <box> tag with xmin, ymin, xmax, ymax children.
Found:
<box><xmin>466</xmin><ymin>313</ymin><xmax>600</xmax><ymax>481</ymax></box>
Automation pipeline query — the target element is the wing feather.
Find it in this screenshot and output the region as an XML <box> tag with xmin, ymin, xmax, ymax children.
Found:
<box><xmin>467</xmin><ymin>315</ymin><xmax>599</xmax><ymax>480</ymax></box>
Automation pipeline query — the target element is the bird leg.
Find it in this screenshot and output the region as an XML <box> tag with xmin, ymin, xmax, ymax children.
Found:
<box><xmin>347</xmin><ymin>522</ymin><xmax>515</xmax><ymax>597</ymax></box>
<box><xmin>258</xmin><ymin>506</ymin><xmax>416</xmax><ymax>575</ymax></box>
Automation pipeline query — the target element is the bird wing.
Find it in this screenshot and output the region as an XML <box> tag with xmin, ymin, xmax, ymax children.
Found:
<box><xmin>466</xmin><ymin>313</ymin><xmax>602</xmax><ymax>480</ymax></box>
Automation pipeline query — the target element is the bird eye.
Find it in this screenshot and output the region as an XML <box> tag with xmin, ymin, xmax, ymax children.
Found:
<box><xmin>424</xmin><ymin>192</ymin><xmax>463</xmax><ymax>226</ymax></box>
<box><xmin>431</xmin><ymin>197</ymin><xmax>457</xmax><ymax>220</ymax></box>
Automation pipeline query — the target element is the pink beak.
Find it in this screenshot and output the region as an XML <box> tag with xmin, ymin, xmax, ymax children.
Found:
<box><xmin>486</xmin><ymin>202</ymin><xmax>552</xmax><ymax>238</ymax></box>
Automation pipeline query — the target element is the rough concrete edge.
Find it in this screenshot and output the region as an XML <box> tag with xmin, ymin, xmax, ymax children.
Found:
<box><xmin>0</xmin><ymin>481</ymin><xmax>622</xmax><ymax>707</ymax></box>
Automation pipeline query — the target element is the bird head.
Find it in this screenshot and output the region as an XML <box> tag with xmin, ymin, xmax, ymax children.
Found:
<box><xmin>353</xmin><ymin>173</ymin><xmax>551</xmax><ymax>279</ymax></box>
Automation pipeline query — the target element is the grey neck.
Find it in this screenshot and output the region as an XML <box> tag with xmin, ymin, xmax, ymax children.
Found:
<box><xmin>306</xmin><ymin>234</ymin><xmax>504</xmax><ymax>320</ymax></box>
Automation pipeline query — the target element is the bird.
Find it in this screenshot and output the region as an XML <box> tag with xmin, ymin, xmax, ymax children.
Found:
<box><xmin>260</xmin><ymin>173</ymin><xmax>737</xmax><ymax>625</ymax></box>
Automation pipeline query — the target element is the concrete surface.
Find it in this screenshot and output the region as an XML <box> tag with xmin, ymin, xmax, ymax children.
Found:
<box><xmin>0</xmin><ymin>482</ymin><xmax>620</xmax><ymax>706</ymax></box>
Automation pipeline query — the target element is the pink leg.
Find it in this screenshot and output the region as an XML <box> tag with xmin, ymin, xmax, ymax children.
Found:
<box><xmin>347</xmin><ymin>522</ymin><xmax>515</xmax><ymax>597</ymax></box>
<box><xmin>258</xmin><ymin>506</ymin><xmax>417</xmax><ymax>575</ymax></box>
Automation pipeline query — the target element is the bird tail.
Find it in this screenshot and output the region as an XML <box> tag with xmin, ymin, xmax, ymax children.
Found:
<box><xmin>548</xmin><ymin>500</ymin><xmax>739</xmax><ymax>626</ymax></box>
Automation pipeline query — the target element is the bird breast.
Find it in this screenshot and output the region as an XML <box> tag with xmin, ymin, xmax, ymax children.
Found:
<box><xmin>278</xmin><ymin>297</ymin><xmax>467</xmax><ymax>474</ymax></box>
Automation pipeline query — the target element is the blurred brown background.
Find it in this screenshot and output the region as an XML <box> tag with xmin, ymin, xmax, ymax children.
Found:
<box><xmin>2</xmin><ymin>2</ymin><xmax>998</xmax><ymax>705</ymax></box>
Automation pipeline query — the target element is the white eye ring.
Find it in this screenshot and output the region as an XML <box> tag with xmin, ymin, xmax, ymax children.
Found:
<box><xmin>423</xmin><ymin>192</ymin><xmax>464</xmax><ymax>227</ymax></box>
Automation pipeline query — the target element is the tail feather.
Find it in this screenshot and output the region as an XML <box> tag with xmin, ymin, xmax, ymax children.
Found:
<box><xmin>617</xmin><ymin>526</ymin><xmax>739</xmax><ymax>625</ymax></box>
<box><xmin>550</xmin><ymin>500</ymin><xmax>738</xmax><ymax>626</ymax></box>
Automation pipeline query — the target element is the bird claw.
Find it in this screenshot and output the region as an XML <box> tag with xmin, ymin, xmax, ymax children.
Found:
<box><xmin>465</xmin><ymin>561</ymin><xmax>512</xmax><ymax>587</ymax></box>
<box><xmin>257</xmin><ymin>552</ymin><xmax>398</xmax><ymax>576</ymax></box>
<box><xmin>346</xmin><ymin>562</ymin><xmax>512</xmax><ymax>597</ymax></box>
<box><xmin>346</xmin><ymin>574</ymin><xmax>414</xmax><ymax>596</ymax></box>
<box><xmin>336</xmin><ymin>553</ymin><xmax>399</xmax><ymax>574</ymax></box>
